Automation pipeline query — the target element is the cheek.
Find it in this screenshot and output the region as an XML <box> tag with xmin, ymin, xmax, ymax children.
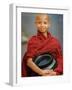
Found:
<box><xmin>44</xmin><ymin>24</ymin><xmax>48</xmax><ymax>28</ymax></box>
<box><xmin>36</xmin><ymin>24</ymin><xmax>41</xmax><ymax>28</ymax></box>
<box><xmin>46</xmin><ymin>24</ymin><xmax>50</xmax><ymax>28</ymax></box>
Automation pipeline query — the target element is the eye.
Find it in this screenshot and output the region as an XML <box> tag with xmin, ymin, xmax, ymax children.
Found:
<box><xmin>38</xmin><ymin>21</ymin><xmax>41</xmax><ymax>24</ymax></box>
<box><xmin>44</xmin><ymin>21</ymin><xmax>47</xmax><ymax>24</ymax></box>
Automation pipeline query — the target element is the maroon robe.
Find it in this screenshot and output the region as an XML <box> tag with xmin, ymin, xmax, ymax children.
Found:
<box><xmin>22</xmin><ymin>32</ymin><xmax>63</xmax><ymax>77</ymax></box>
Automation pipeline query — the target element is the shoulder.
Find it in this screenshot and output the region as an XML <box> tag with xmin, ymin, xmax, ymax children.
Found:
<box><xmin>28</xmin><ymin>35</ymin><xmax>38</xmax><ymax>44</ymax></box>
<box><xmin>51</xmin><ymin>36</ymin><xmax>61</xmax><ymax>46</ymax></box>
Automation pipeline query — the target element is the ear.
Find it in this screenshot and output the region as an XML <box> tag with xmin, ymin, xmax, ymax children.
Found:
<box><xmin>35</xmin><ymin>21</ymin><xmax>37</xmax><ymax>26</ymax></box>
<box><xmin>35</xmin><ymin>21</ymin><xmax>37</xmax><ymax>24</ymax></box>
<box><xmin>48</xmin><ymin>23</ymin><xmax>51</xmax><ymax>28</ymax></box>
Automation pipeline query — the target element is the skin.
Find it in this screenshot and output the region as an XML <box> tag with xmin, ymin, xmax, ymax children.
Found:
<box><xmin>35</xmin><ymin>14</ymin><xmax>50</xmax><ymax>38</ymax></box>
<box><xmin>27</xmin><ymin>14</ymin><xmax>57</xmax><ymax>76</ymax></box>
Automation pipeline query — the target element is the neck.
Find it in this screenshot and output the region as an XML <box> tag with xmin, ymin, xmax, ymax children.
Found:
<box><xmin>42</xmin><ymin>32</ymin><xmax>48</xmax><ymax>38</ymax></box>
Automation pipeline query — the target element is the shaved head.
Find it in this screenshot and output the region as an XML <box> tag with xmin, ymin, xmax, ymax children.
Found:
<box><xmin>35</xmin><ymin>13</ymin><xmax>50</xmax><ymax>23</ymax></box>
<box><xmin>35</xmin><ymin>13</ymin><xmax>51</xmax><ymax>33</ymax></box>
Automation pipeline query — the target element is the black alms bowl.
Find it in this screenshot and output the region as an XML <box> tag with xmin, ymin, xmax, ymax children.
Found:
<box><xmin>33</xmin><ymin>53</ymin><xmax>57</xmax><ymax>69</ymax></box>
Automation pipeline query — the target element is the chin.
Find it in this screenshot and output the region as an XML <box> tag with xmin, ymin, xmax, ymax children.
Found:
<box><xmin>39</xmin><ymin>30</ymin><xmax>47</xmax><ymax>33</ymax></box>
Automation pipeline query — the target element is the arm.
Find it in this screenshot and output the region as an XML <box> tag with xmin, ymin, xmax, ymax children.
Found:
<box><xmin>54</xmin><ymin>44</ymin><xmax>63</xmax><ymax>75</ymax></box>
<box><xmin>54</xmin><ymin>57</ymin><xmax>63</xmax><ymax>75</ymax></box>
<box><xmin>27</xmin><ymin>58</ymin><xmax>53</xmax><ymax>76</ymax></box>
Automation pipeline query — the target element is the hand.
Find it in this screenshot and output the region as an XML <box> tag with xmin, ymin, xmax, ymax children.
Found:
<box><xmin>41</xmin><ymin>69</ymin><xmax>57</xmax><ymax>76</ymax></box>
<box><xmin>47</xmin><ymin>70</ymin><xmax>57</xmax><ymax>76</ymax></box>
<box><xmin>40</xmin><ymin>70</ymin><xmax>49</xmax><ymax>76</ymax></box>
<box><xmin>40</xmin><ymin>69</ymin><xmax>54</xmax><ymax>76</ymax></box>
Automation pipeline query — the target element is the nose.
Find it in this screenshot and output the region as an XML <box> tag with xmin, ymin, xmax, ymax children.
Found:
<box><xmin>41</xmin><ymin>23</ymin><xmax>44</xmax><ymax>27</ymax></box>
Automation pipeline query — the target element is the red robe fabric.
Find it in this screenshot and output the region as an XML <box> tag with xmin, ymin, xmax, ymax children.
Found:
<box><xmin>22</xmin><ymin>32</ymin><xmax>63</xmax><ymax>77</ymax></box>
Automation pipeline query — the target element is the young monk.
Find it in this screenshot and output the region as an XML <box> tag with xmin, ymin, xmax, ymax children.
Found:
<box><xmin>22</xmin><ymin>14</ymin><xmax>63</xmax><ymax>77</ymax></box>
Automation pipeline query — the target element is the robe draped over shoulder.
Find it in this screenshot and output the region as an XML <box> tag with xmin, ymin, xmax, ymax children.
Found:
<box><xmin>22</xmin><ymin>32</ymin><xmax>63</xmax><ymax>77</ymax></box>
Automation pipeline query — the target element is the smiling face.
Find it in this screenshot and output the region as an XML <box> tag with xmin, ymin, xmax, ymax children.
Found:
<box><xmin>35</xmin><ymin>14</ymin><xmax>50</xmax><ymax>33</ymax></box>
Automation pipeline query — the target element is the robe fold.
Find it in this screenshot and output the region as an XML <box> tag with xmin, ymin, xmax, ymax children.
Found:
<box><xmin>22</xmin><ymin>32</ymin><xmax>63</xmax><ymax>77</ymax></box>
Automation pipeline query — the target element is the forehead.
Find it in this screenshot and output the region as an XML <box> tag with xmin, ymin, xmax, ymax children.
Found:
<box><xmin>35</xmin><ymin>14</ymin><xmax>49</xmax><ymax>21</ymax></box>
